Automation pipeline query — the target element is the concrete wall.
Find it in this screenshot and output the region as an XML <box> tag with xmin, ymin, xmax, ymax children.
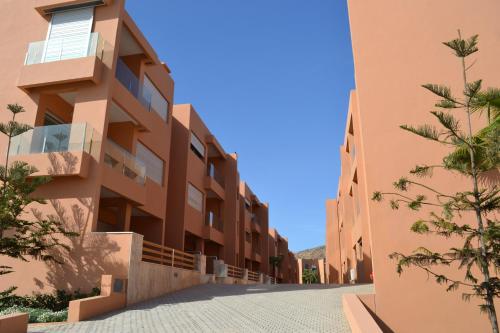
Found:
<box><xmin>334</xmin><ymin>0</ymin><xmax>500</xmax><ymax>332</ymax></box>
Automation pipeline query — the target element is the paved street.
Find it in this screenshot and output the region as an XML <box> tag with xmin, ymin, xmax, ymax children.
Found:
<box><xmin>29</xmin><ymin>283</ymin><xmax>373</xmax><ymax>333</ymax></box>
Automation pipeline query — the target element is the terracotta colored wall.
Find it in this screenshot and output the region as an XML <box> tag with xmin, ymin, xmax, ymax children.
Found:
<box><xmin>0</xmin><ymin>0</ymin><xmax>174</xmax><ymax>296</ymax></box>
<box><xmin>337</xmin><ymin>1</ymin><xmax>500</xmax><ymax>332</ymax></box>
<box><xmin>166</xmin><ymin>104</ymin><xmax>240</xmax><ymax>266</ymax></box>
<box><xmin>238</xmin><ymin>181</ymin><xmax>270</xmax><ymax>275</ymax></box>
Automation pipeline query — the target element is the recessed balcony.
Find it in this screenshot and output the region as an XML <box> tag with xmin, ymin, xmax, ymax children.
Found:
<box><xmin>18</xmin><ymin>32</ymin><xmax>105</xmax><ymax>90</ymax></box>
<box><xmin>8</xmin><ymin>123</ymin><xmax>97</xmax><ymax>177</ymax></box>
<box><xmin>101</xmin><ymin>139</ymin><xmax>147</xmax><ymax>206</ymax></box>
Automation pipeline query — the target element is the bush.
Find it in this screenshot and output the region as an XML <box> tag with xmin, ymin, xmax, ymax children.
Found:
<box><xmin>0</xmin><ymin>306</ymin><xmax>68</xmax><ymax>323</ymax></box>
<box><xmin>0</xmin><ymin>288</ymin><xmax>100</xmax><ymax>312</ymax></box>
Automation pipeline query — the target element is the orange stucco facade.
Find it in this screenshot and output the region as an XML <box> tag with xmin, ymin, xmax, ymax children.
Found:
<box><xmin>0</xmin><ymin>0</ymin><xmax>296</xmax><ymax>299</ymax></box>
<box><xmin>267</xmin><ymin>228</ymin><xmax>298</xmax><ymax>283</ymax></box>
<box><xmin>326</xmin><ymin>1</ymin><xmax>500</xmax><ymax>332</ymax></box>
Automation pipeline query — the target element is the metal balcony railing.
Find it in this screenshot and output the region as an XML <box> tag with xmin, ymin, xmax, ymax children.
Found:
<box><xmin>25</xmin><ymin>32</ymin><xmax>105</xmax><ymax>65</ymax></box>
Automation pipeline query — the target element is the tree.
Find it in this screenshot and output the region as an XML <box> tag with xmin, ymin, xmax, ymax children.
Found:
<box><xmin>0</xmin><ymin>104</ymin><xmax>78</xmax><ymax>301</ymax></box>
<box><xmin>302</xmin><ymin>268</ymin><xmax>318</xmax><ymax>284</ymax></box>
<box><xmin>269</xmin><ymin>255</ymin><xmax>283</xmax><ymax>280</ymax></box>
<box><xmin>372</xmin><ymin>32</ymin><xmax>499</xmax><ymax>333</ymax></box>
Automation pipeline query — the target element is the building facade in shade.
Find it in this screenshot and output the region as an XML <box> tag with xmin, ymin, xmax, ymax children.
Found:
<box><xmin>0</xmin><ymin>0</ymin><xmax>175</xmax><ymax>295</ymax></box>
<box><xmin>326</xmin><ymin>0</ymin><xmax>500</xmax><ymax>332</ymax></box>
<box><xmin>238</xmin><ymin>182</ymin><xmax>270</xmax><ymax>275</ymax></box>
<box><xmin>165</xmin><ymin>104</ymin><xmax>240</xmax><ymax>269</ymax></box>
<box><xmin>324</xmin><ymin>94</ymin><xmax>373</xmax><ymax>285</ymax></box>
<box><xmin>0</xmin><ymin>0</ymin><xmax>298</xmax><ymax>296</ymax></box>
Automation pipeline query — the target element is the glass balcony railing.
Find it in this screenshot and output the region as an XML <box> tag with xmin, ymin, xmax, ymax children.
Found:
<box><xmin>9</xmin><ymin>123</ymin><xmax>96</xmax><ymax>156</ymax></box>
<box><xmin>104</xmin><ymin>140</ymin><xmax>146</xmax><ymax>185</ymax></box>
<box><xmin>207</xmin><ymin>162</ymin><xmax>225</xmax><ymax>188</ymax></box>
<box><xmin>25</xmin><ymin>32</ymin><xmax>105</xmax><ymax>66</ymax></box>
<box><xmin>115</xmin><ymin>58</ymin><xmax>169</xmax><ymax>122</ymax></box>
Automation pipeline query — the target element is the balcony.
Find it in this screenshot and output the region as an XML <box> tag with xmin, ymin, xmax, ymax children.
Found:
<box><xmin>18</xmin><ymin>32</ymin><xmax>105</xmax><ymax>90</ymax></box>
<box><xmin>251</xmin><ymin>214</ymin><xmax>261</xmax><ymax>233</ymax></box>
<box><xmin>203</xmin><ymin>212</ymin><xmax>224</xmax><ymax>245</ymax></box>
<box><xmin>115</xmin><ymin>58</ymin><xmax>169</xmax><ymax>122</ymax></box>
<box><xmin>8</xmin><ymin>123</ymin><xmax>96</xmax><ymax>177</ymax></box>
<box><xmin>204</xmin><ymin>164</ymin><xmax>225</xmax><ymax>200</ymax></box>
<box><xmin>104</xmin><ymin>140</ymin><xmax>146</xmax><ymax>185</ymax></box>
<box><xmin>101</xmin><ymin>140</ymin><xmax>147</xmax><ymax>205</ymax></box>
<box><xmin>205</xmin><ymin>211</ymin><xmax>224</xmax><ymax>232</ymax></box>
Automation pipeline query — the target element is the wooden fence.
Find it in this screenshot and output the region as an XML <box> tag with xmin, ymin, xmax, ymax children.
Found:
<box><xmin>142</xmin><ymin>240</ymin><xmax>196</xmax><ymax>270</ymax></box>
<box><xmin>227</xmin><ymin>264</ymin><xmax>244</xmax><ymax>279</ymax></box>
<box><xmin>248</xmin><ymin>270</ymin><xmax>260</xmax><ymax>282</ymax></box>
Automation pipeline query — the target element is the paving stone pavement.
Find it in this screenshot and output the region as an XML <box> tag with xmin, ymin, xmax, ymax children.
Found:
<box><xmin>29</xmin><ymin>283</ymin><xmax>373</xmax><ymax>333</ymax></box>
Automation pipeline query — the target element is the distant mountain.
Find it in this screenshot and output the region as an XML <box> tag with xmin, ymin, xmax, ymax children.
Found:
<box><xmin>295</xmin><ymin>245</ymin><xmax>325</xmax><ymax>259</ymax></box>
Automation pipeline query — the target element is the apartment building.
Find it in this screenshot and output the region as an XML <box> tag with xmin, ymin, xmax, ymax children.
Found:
<box><xmin>0</xmin><ymin>0</ymin><xmax>175</xmax><ymax>295</ymax></box>
<box><xmin>165</xmin><ymin>104</ymin><xmax>240</xmax><ymax>270</ymax></box>
<box><xmin>267</xmin><ymin>228</ymin><xmax>297</xmax><ymax>283</ymax></box>
<box><xmin>238</xmin><ymin>182</ymin><xmax>269</xmax><ymax>275</ymax></box>
<box><xmin>324</xmin><ymin>95</ymin><xmax>372</xmax><ymax>285</ymax></box>
<box><xmin>326</xmin><ymin>1</ymin><xmax>500</xmax><ymax>332</ymax></box>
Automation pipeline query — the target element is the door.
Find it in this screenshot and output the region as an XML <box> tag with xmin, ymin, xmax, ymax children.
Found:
<box><xmin>43</xmin><ymin>7</ymin><xmax>94</xmax><ymax>63</ymax></box>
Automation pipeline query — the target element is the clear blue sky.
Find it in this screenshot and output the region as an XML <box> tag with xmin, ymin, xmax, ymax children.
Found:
<box><xmin>125</xmin><ymin>0</ymin><xmax>354</xmax><ymax>252</ymax></box>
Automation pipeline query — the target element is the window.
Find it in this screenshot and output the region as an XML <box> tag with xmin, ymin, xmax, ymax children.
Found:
<box><xmin>141</xmin><ymin>75</ymin><xmax>169</xmax><ymax>122</ymax></box>
<box><xmin>190</xmin><ymin>132</ymin><xmax>205</xmax><ymax>160</ymax></box>
<box><xmin>44</xmin><ymin>7</ymin><xmax>94</xmax><ymax>63</ymax></box>
<box><xmin>245</xmin><ymin>231</ymin><xmax>251</xmax><ymax>243</ymax></box>
<box><xmin>187</xmin><ymin>183</ymin><xmax>203</xmax><ymax>212</ymax></box>
<box><xmin>136</xmin><ymin>142</ymin><xmax>164</xmax><ymax>185</ymax></box>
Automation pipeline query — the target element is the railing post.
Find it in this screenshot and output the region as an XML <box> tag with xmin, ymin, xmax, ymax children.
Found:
<box><xmin>171</xmin><ymin>249</ymin><xmax>175</xmax><ymax>267</ymax></box>
<box><xmin>259</xmin><ymin>273</ymin><xmax>264</xmax><ymax>284</ymax></box>
<box><xmin>194</xmin><ymin>254</ymin><xmax>206</xmax><ymax>274</ymax></box>
<box><xmin>243</xmin><ymin>269</ymin><xmax>249</xmax><ymax>282</ymax></box>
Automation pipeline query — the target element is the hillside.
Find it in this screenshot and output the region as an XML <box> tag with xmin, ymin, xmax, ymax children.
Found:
<box><xmin>295</xmin><ymin>245</ymin><xmax>325</xmax><ymax>259</ymax></box>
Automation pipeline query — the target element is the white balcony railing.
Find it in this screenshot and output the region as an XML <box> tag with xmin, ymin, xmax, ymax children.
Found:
<box><xmin>25</xmin><ymin>32</ymin><xmax>105</xmax><ymax>65</ymax></box>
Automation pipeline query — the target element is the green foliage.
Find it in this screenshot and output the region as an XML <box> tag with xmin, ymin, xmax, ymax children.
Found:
<box><xmin>373</xmin><ymin>32</ymin><xmax>499</xmax><ymax>333</ymax></box>
<box><xmin>0</xmin><ymin>104</ymin><xmax>79</xmax><ymax>303</ymax></box>
<box><xmin>302</xmin><ymin>268</ymin><xmax>319</xmax><ymax>284</ymax></box>
<box><xmin>0</xmin><ymin>306</ymin><xmax>67</xmax><ymax>323</ymax></box>
<box><xmin>0</xmin><ymin>288</ymin><xmax>100</xmax><ymax>312</ymax></box>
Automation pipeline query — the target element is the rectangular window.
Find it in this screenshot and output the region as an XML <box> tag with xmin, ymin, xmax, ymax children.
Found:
<box><xmin>136</xmin><ymin>142</ymin><xmax>164</xmax><ymax>185</ymax></box>
<box><xmin>44</xmin><ymin>7</ymin><xmax>94</xmax><ymax>62</ymax></box>
<box><xmin>187</xmin><ymin>183</ymin><xmax>203</xmax><ymax>212</ymax></box>
<box><xmin>141</xmin><ymin>75</ymin><xmax>169</xmax><ymax>122</ymax></box>
<box><xmin>190</xmin><ymin>132</ymin><xmax>205</xmax><ymax>160</ymax></box>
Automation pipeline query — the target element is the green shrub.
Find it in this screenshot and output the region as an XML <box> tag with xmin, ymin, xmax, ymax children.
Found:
<box><xmin>0</xmin><ymin>288</ymin><xmax>100</xmax><ymax>312</ymax></box>
<box><xmin>0</xmin><ymin>306</ymin><xmax>68</xmax><ymax>323</ymax></box>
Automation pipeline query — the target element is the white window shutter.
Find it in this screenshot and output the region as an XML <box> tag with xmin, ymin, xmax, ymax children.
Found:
<box><xmin>44</xmin><ymin>7</ymin><xmax>94</xmax><ymax>62</ymax></box>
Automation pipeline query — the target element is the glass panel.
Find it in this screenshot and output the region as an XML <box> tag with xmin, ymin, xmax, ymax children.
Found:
<box><xmin>104</xmin><ymin>140</ymin><xmax>146</xmax><ymax>185</ymax></box>
<box><xmin>9</xmin><ymin>123</ymin><xmax>94</xmax><ymax>156</ymax></box>
<box><xmin>136</xmin><ymin>142</ymin><xmax>164</xmax><ymax>185</ymax></box>
<box><xmin>115</xmin><ymin>57</ymin><xmax>140</xmax><ymax>97</ymax></box>
<box><xmin>141</xmin><ymin>76</ymin><xmax>168</xmax><ymax>121</ymax></box>
<box><xmin>25</xmin><ymin>32</ymin><xmax>104</xmax><ymax>65</ymax></box>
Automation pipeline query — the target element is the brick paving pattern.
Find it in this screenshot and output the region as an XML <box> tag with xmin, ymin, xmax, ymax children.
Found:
<box><xmin>29</xmin><ymin>283</ymin><xmax>373</xmax><ymax>333</ymax></box>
